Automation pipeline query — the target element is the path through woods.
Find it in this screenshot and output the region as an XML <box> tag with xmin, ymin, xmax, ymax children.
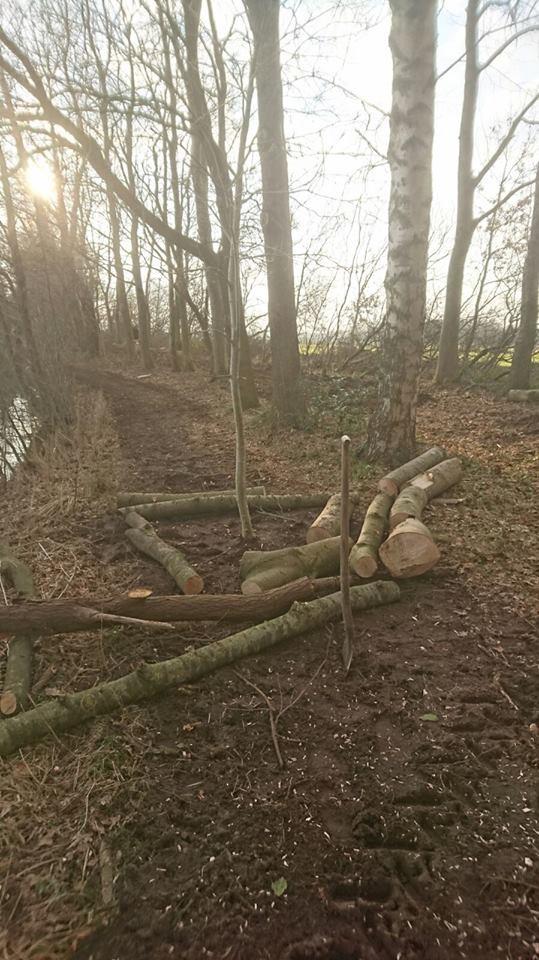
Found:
<box><xmin>1</xmin><ymin>365</ymin><xmax>538</xmax><ymax>960</ymax></box>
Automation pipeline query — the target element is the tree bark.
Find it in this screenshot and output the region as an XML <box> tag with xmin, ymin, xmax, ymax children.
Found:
<box><xmin>123</xmin><ymin>511</ymin><xmax>203</xmax><ymax>594</ymax></box>
<box><xmin>240</xmin><ymin>536</ymin><xmax>351</xmax><ymax>595</ymax></box>
<box><xmin>389</xmin><ymin>456</ymin><xmax>462</xmax><ymax>527</ymax></box>
<box><xmin>0</xmin><ymin>542</ymin><xmax>35</xmax><ymax>715</ymax></box>
<box><xmin>435</xmin><ymin>0</ymin><xmax>479</xmax><ymax>382</ymax></box>
<box><xmin>117</xmin><ymin>486</ymin><xmax>266</xmax><ymax>507</ymax></box>
<box><xmin>379</xmin><ymin>517</ymin><xmax>440</xmax><ymax>578</ymax></box>
<box><xmin>365</xmin><ymin>0</ymin><xmax>436</xmax><ymax>461</ymax></box>
<box><xmin>378</xmin><ymin>446</ymin><xmax>447</xmax><ymax>497</ymax></box>
<box><xmin>349</xmin><ymin>492</ymin><xmax>394</xmax><ymax>578</ymax></box>
<box><xmin>244</xmin><ymin>0</ymin><xmax>305</xmax><ymax>426</ymax></box>
<box><xmin>0</xmin><ymin>582</ymin><xmax>400</xmax><ymax>756</ymax></box>
<box><xmin>0</xmin><ymin>578</ymin><xmax>360</xmax><ymax>636</ymax></box>
<box><xmin>510</xmin><ymin>164</ymin><xmax>539</xmax><ymax>390</ymax></box>
<box><xmin>128</xmin><ymin>492</ymin><xmax>329</xmax><ymax>522</ymax></box>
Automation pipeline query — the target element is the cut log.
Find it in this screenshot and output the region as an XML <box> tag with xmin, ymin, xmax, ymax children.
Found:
<box><xmin>0</xmin><ymin>581</ymin><xmax>400</xmax><ymax>756</ymax></box>
<box><xmin>0</xmin><ymin>578</ymin><xmax>353</xmax><ymax>636</ymax></box>
<box><xmin>306</xmin><ymin>492</ymin><xmax>359</xmax><ymax>543</ymax></box>
<box><xmin>390</xmin><ymin>457</ymin><xmax>463</xmax><ymax>528</ymax></box>
<box><xmin>123</xmin><ymin>510</ymin><xmax>203</xmax><ymax>594</ymax></box>
<box><xmin>130</xmin><ymin>493</ymin><xmax>330</xmax><ymax>522</ymax></box>
<box><xmin>117</xmin><ymin>486</ymin><xmax>266</xmax><ymax>507</ymax></box>
<box><xmin>349</xmin><ymin>492</ymin><xmax>393</xmax><ymax>578</ymax></box>
<box><xmin>507</xmin><ymin>389</ymin><xmax>539</xmax><ymax>403</ymax></box>
<box><xmin>0</xmin><ymin>541</ymin><xmax>35</xmax><ymax>715</ymax></box>
<box><xmin>240</xmin><ymin>536</ymin><xmax>351</xmax><ymax>595</ymax></box>
<box><xmin>379</xmin><ymin>518</ymin><xmax>440</xmax><ymax>578</ymax></box>
<box><xmin>378</xmin><ymin>446</ymin><xmax>446</xmax><ymax>497</ymax></box>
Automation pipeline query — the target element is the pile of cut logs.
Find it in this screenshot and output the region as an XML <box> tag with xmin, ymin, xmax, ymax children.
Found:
<box><xmin>0</xmin><ymin>446</ymin><xmax>462</xmax><ymax>756</ymax></box>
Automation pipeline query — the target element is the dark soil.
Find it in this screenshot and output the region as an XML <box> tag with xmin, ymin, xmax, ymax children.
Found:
<box><xmin>2</xmin><ymin>366</ymin><xmax>538</xmax><ymax>960</ymax></box>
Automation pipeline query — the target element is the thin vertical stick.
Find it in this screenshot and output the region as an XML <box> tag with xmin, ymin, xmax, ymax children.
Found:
<box><xmin>340</xmin><ymin>435</ymin><xmax>355</xmax><ymax>672</ymax></box>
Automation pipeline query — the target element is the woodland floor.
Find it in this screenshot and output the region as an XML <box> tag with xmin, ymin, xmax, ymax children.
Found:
<box><xmin>1</xmin><ymin>360</ymin><xmax>538</xmax><ymax>960</ymax></box>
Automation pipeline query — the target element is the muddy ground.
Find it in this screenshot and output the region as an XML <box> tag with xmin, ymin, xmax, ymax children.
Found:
<box><xmin>1</xmin><ymin>364</ymin><xmax>538</xmax><ymax>960</ymax></box>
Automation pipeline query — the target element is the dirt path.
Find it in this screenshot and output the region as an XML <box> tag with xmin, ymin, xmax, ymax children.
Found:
<box><xmin>3</xmin><ymin>366</ymin><xmax>538</xmax><ymax>960</ymax></box>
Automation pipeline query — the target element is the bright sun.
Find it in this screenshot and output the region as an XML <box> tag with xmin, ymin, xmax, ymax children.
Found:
<box><xmin>24</xmin><ymin>160</ymin><xmax>56</xmax><ymax>202</ymax></box>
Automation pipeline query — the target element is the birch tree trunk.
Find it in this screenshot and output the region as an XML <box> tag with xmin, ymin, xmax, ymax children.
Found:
<box><xmin>366</xmin><ymin>0</ymin><xmax>436</xmax><ymax>463</ymax></box>
<box><xmin>510</xmin><ymin>164</ymin><xmax>539</xmax><ymax>390</ymax></box>
<box><xmin>244</xmin><ymin>0</ymin><xmax>305</xmax><ymax>426</ymax></box>
<box><xmin>435</xmin><ymin>0</ymin><xmax>479</xmax><ymax>383</ymax></box>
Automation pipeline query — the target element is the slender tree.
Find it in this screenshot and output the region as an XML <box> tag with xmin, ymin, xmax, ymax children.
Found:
<box><xmin>510</xmin><ymin>163</ymin><xmax>539</xmax><ymax>389</ymax></box>
<box><xmin>244</xmin><ymin>0</ymin><xmax>305</xmax><ymax>426</ymax></box>
<box><xmin>366</xmin><ymin>0</ymin><xmax>437</xmax><ymax>463</ymax></box>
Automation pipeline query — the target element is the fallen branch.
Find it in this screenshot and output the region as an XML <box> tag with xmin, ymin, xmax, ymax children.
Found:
<box><xmin>378</xmin><ymin>446</ymin><xmax>446</xmax><ymax>497</ymax></box>
<box><xmin>306</xmin><ymin>492</ymin><xmax>359</xmax><ymax>543</ymax></box>
<box><xmin>0</xmin><ymin>542</ymin><xmax>35</xmax><ymax>716</ymax></box>
<box><xmin>123</xmin><ymin>510</ymin><xmax>203</xmax><ymax>595</ymax></box>
<box><xmin>0</xmin><ymin>581</ymin><xmax>400</xmax><ymax>756</ymax></box>
<box><xmin>390</xmin><ymin>457</ymin><xmax>462</xmax><ymax>528</ymax></box>
<box><xmin>379</xmin><ymin>518</ymin><xmax>440</xmax><ymax>578</ymax></box>
<box><xmin>117</xmin><ymin>486</ymin><xmax>266</xmax><ymax>507</ymax></box>
<box><xmin>129</xmin><ymin>492</ymin><xmax>330</xmax><ymax>522</ymax></box>
<box><xmin>349</xmin><ymin>493</ymin><xmax>394</xmax><ymax>578</ymax></box>
<box><xmin>240</xmin><ymin>536</ymin><xmax>351</xmax><ymax>595</ymax></box>
<box><xmin>507</xmin><ymin>389</ymin><xmax>539</xmax><ymax>403</ymax></box>
<box><xmin>0</xmin><ymin>578</ymin><xmax>348</xmax><ymax>636</ymax></box>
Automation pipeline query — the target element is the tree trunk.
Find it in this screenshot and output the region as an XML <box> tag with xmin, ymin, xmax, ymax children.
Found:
<box><xmin>379</xmin><ymin>517</ymin><xmax>440</xmax><ymax>578</ymax></box>
<box><xmin>510</xmin><ymin>164</ymin><xmax>539</xmax><ymax>390</ymax></box>
<box><xmin>0</xmin><ymin>542</ymin><xmax>35</xmax><ymax>715</ymax></box>
<box><xmin>349</xmin><ymin>492</ymin><xmax>394</xmax><ymax>578</ymax></box>
<box><xmin>129</xmin><ymin>492</ymin><xmax>329</xmax><ymax>522</ymax></box>
<box><xmin>123</xmin><ymin>511</ymin><xmax>203</xmax><ymax>594</ymax></box>
<box><xmin>389</xmin><ymin>457</ymin><xmax>462</xmax><ymax>527</ymax></box>
<box><xmin>117</xmin><ymin>486</ymin><xmax>266</xmax><ymax>507</ymax></box>
<box><xmin>0</xmin><ymin>578</ymin><xmax>358</xmax><ymax>636</ymax></box>
<box><xmin>378</xmin><ymin>446</ymin><xmax>446</xmax><ymax>497</ymax></box>
<box><xmin>0</xmin><ymin>582</ymin><xmax>400</xmax><ymax>756</ymax></box>
<box><xmin>365</xmin><ymin>0</ymin><xmax>436</xmax><ymax>462</ymax></box>
<box><xmin>435</xmin><ymin>0</ymin><xmax>479</xmax><ymax>383</ymax></box>
<box><xmin>244</xmin><ymin>0</ymin><xmax>305</xmax><ymax>426</ymax></box>
<box><xmin>240</xmin><ymin>536</ymin><xmax>350</xmax><ymax>594</ymax></box>
<box><xmin>130</xmin><ymin>215</ymin><xmax>153</xmax><ymax>371</ymax></box>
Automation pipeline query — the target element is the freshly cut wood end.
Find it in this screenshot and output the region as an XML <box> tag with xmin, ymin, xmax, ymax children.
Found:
<box><xmin>378</xmin><ymin>477</ymin><xmax>399</xmax><ymax>497</ymax></box>
<box><xmin>184</xmin><ymin>575</ymin><xmax>205</xmax><ymax>596</ymax></box>
<box><xmin>306</xmin><ymin>527</ymin><xmax>333</xmax><ymax>544</ymax></box>
<box><xmin>349</xmin><ymin>553</ymin><xmax>378</xmax><ymax>578</ymax></box>
<box><xmin>379</xmin><ymin>518</ymin><xmax>440</xmax><ymax>579</ymax></box>
<box><xmin>0</xmin><ymin>691</ymin><xmax>18</xmax><ymax>716</ymax></box>
<box><xmin>241</xmin><ymin>580</ymin><xmax>263</xmax><ymax>596</ymax></box>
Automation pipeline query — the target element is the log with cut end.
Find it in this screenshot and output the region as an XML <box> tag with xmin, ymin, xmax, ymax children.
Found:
<box><xmin>117</xmin><ymin>486</ymin><xmax>266</xmax><ymax>507</ymax></box>
<box><xmin>378</xmin><ymin>446</ymin><xmax>446</xmax><ymax>497</ymax></box>
<box><xmin>240</xmin><ymin>536</ymin><xmax>351</xmax><ymax>595</ymax></box>
<box><xmin>507</xmin><ymin>389</ymin><xmax>539</xmax><ymax>403</ymax></box>
<box><xmin>0</xmin><ymin>578</ymin><xmax>353</xmax><ymax>636</ymax></box>
<box><xmin>306</xmin><ymin>492</ymin><xmax>360</xmax><ymax>543</ymax></box>
<box><xmin>0</xmin><ymin>541</ymin><xmax>35</xmax><ymax>716</ymax></box>
<box><xmin>123</xmin><ymin>510</ymin><xmax>203</xmax><ymax>594</ymax></box>
<box><xmin>390</xmin><ymin>457</ymin><xmax>463</xmax><ymax>529</ymax></box>
<box><xmin>130</xmin><ymin>492</ymin><xmax>330</xmax><ymax>522</ymax></box>
<box><xmin>349</xmin><ymin>492</ymin><xmax>393</xmax><ymax>578</ymax></box>
<box><xmin>379</xmin><ymin>518</ymin><xmax>440</xmax><ymax>578</ymax></box>
<box><xmin>0</xmin><ymin>580</ymin><xmax>400</xmax><ymax>757</ymax></box>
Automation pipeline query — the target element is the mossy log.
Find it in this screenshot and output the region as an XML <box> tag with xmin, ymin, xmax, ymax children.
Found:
<box><xmin>349</xmin><ymin>492</ymin><xmax>394</xmax><ymax>578</ymax></box>
<box><xmin>0</xmin><ymin>581</ymin><xmax>400</xmax><ymax>756</ymax></box>
<box><xmin>240</xmin><ymin>536</ymin><xmax>352</xmax><ymax>595</ymax></box>
<box><xmin>117</xmin><ymin>486</ymin><xmax>266</xmax><ymax>507</ymax></box>
<box><xmin>379</xmin><ymin>518</ymin><xmax>440</xmax><ymax>578</ymax></box>
<box><xmin>0</xmin><ymin>542</ymin><xmax>35</xmax><ymax>716</ymax></box>
<box><xmin>0</xmin><ymin>578</ymin><xmax>351</xmax><ymax>636</ymax></box>
<box><xmin>130</xmin><ymin>493</ymin><xmax>330</xmax><ymax>522</ymax></box>
<box><xmin>507</xmin><ymin>389</ymin><xmax>539</xmax><ymax>403</ymax></box>
<box><xmin>306</xmin><ymin>493</ymin><xmax>360</xmax><ymax>543</ymax></box>
<box><xmin>123</xmin><ymin>511</ymin><xmax>203</xmax><ymax>594</ymax></box>
<box><xmin>390</xmin><ymin>457</ymin><xmax>462</xmax><ymax>528</ymax></box>
<box><xmin>378</xmin><ymin>446</ymin><xmax>446</xmax><ymax>497</ymax></box>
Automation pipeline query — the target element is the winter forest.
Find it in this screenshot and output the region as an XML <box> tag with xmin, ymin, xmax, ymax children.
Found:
<box><xmin>0</xmin><ymin>0</ymin><xmax>538</xmax><ymax>957</ymax></box>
